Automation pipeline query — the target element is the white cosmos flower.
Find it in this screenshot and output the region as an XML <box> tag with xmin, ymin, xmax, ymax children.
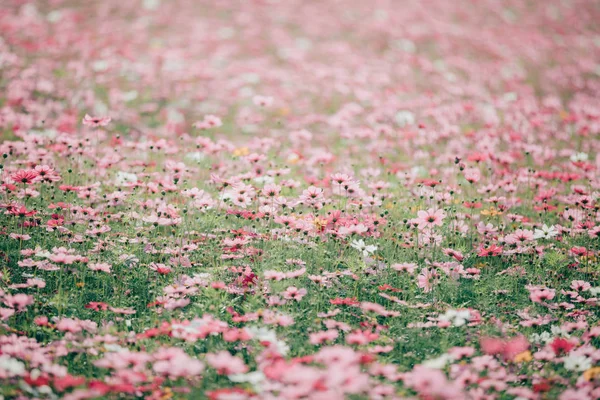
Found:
<box><xmin>104</xmin><ymin>344</ymin><xmax>126</xmax><ymax>352</ymax></box>
<box><xmin>247</xmin><ymin>327</ymin><xmax>289</xmax><ymax>356</ymax></box>
<box><xmin>35</xmin><ymin>250</ymin><xmax>52</xmax><ymax>259</ymax></box>
<box><xmin>229</xmin><ymin>371</ymin><xmax>265</xmax><ymax>384</ymax></box>
<box><xmin>438</xmin><ymin>309</ymin><xmax>471</xmax><ymax>327</ymax></box>
<box><xmin>570</xmin><ymin>152</ymin><xmax>588</xmax><ymax>162</ymax></box>
<box><xmin>589</xmin><ymin>287</ymin><xmax>600</xmax><ymax>296</ymax></box>
<box><xmin>229</xmin><ymin>371</ymin><xmax>266</xmax><ymax>392</ymax></box>
<box><xmin>350</xmin><ymin>239</ymin><xmax>378</xmax><ymax>256</ymax></box>
<box><xmin>395</xmin><ymin>110</ymin><xmax>415</xmax><ymax>127</ymax></box>
<box><xmin>533</xmin><ymin>224</ymin><xmax>558</xmax><ymax>239</ymax></box>
<box><xmin>0</xmin><ymin>355</ymin><xmax>25</xmax><ymax>377</ymax></box>
<box><xmin>551</xmin><ymin>325</ymin><xmax>570</xmax><ymax>337</ymax></box>
<box><xmin>422</xmin><ymin>353</ymin><xmax>456</xmax><ymax>369</ymax></box>
<box><xmin>563</xmin><ymin>354</ymin><xmax>592</xmax><ymax>371</ymax></box>
<box><xmin>529</xmin><ymin>331</ymin><xmax>552</xmax><ymax>344</ymax></box>
<box><xmin>185</xmin><ymin>152</ymin><xmax>205</xmax><ymax>162</ymax></box>
<box><xmin>115</xmin><ymin>171</ymin><xmax>138</xmax><ymax>186</ymax></box>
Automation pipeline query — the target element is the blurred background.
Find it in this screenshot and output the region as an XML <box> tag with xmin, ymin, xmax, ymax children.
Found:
<box><xmin>0</xmin><ymin>0</ymin><xmax>599</xmax><ymax>142</ymax></box>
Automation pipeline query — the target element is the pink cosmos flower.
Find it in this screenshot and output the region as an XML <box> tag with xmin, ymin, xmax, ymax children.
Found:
<box><xmin>9</xmin><ymin>233</ymin><xmax>30</xmax><ymax>240</ymax></box>
<box><xmin>82</xmin><ymin>114</ymin><xmax>111</xmax><ymax>127</ymax></box>
<box><xmin>193</xmin><ymin>115</ymin><xmax>222</xmax><ymax>129</ymax></box>
<box><xmin>346</xmin><ymin>329</ymin><xmax>379</xmax><ymax>345</ymax></box>
<box><xmin>504</xmin><ymin>228</ymin><xmax>535</xmax><ymax>245</ymax></box>
<box><xmin>415</xmin><ymin>208</ymin><xmax>446</xmax><ymax>230</ymax></box>
<box><xmin>571</xmin><ymin>280</ymin><xmax>591</xmax><ymax>291</ymax></box>
<box><xmin>391</xmin><ymin>263</ymin><xmax>418</xmax><ymax>274</ymax></box>
<box><xmin>0</xmin><ymin>308</ymin><xmax>15</xmax><ymax>320</ymax></box>
<box><xmin>443</xmin><ymin>248</ymin><xmax>464</xmax><ymax>261</ymax></box>
<box><xmin>529</xmin><ymin>288</ymin><xmax>556</xmax><ymax>303</ymax></box>
<box><xmin>463</xmin><ymin>168</ymin><xmax>481</xmax><ymax>183</ymax></box>
<box><xmin>89</xmin><ymin>263</ymin><xmax>112</xmax><ymax>273</ymax></box>
<box><xmin>282</xmin><ymin>286</ymin><xmax>307</xmax><ymax>301</ymax></box>
<box><xmin>148</xmin><ymin>263</ymin><xmax>172</xmax><ymax>275</ymax></box>
<box><xmin>230</xmin><ymin>193</ymin><xmax>253</xmax><ymax>208</ymax></box>
<box><xmin>34</xmin><ymin>165</ymin><xmax>61</xmax><ymax>183</ymax></box>
<box><xmin>3</xmin><ymin>294</ymin><xmax>34</xmax><ymax>312</ymax></box>
<box><xmin>262</xmin><ymin>183</ymin><xmax>281</xmax><ymax>198</ymax></box>
<box><xmin>404</xmin><ymin>366</ymin><xmax>463</xmax><ymax>399</ymax></box>
<box><xmin>206</xmin><ymin>351</ymin><xmax>248</xmax><ymax>375</ymax></box>
<box><xmin>480</xmin><ymin>335</ymin><xmax>529</xmax><ymax>360</ymax></box>
<box><xmin>10</xmin><ymin>169</ymin><xmax>38</xmax><ymax>185</ymax></box>
<box><xmin>417</xmin><ymin>268</ymin><xmax>437</xmax><ymax>293</ymax></box>
<box><xmin>309</xmin><ymin>329</ymin><xmax>339</xmax><ymax>345</ymax></box>
<box><xmin>477</xmin><ymin>244</ymin><xmax>503</xmax><ymax>257</ymax></box>
<box><xmin>56</xmin><ymin>318</ymin><xmax>83</xmax><ymax>333</ymax></box>
<box><xmin>152</xmin><ymin>348</ymin><xmax>204</xmax><ymax>378</ymax></box>
<box><xmin>253</xmin><ymin>95</ymin><xmax>274</xmax><ymax>107</ymax></box>
<box><xmin>299</xmin><ymin>186</ymin><xmax>325</xmax><ymax>207</ymax></box>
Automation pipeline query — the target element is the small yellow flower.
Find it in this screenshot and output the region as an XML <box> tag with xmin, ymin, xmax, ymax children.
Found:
<box><xmin>287</xmin><ymin>153</ymin><xmax>300</xmax><ymax>164</ymax></box>
<box><xmin>513</xmin><ymin>351</ymin><xmax>532</xmax><ymax>363</ymax></box>
<box><xmin>581</xmin><ymin>255</ymin><xmax>597</xmax><ymax>263</ymax></box>
<box><xmin>313</xmin><ymin>217</ymin><xmax>328</xmax><ymax>230</ymax></box>
<box><xmin>232</xmin><ymin>147</ymin><xmax>249</xmax><ymax>157</ymax></box>
<box><xmin>481</xmin><ymin>207</ymin><xmax>503</xmax><ymax>217</ymax></box>
<box><xmin>161</xmin><ymin>387</ymin><xmax>173</xmax><ymax>400</ymax></box>
<box><xmin>76</xmin><ymin>282</ymin><xmax>85</xmax><ymax>288</ymax></box>
<box><xmin>583</xmin><ymin>366</ymin><xmax>600</xmax><ymax>381</ymax></box>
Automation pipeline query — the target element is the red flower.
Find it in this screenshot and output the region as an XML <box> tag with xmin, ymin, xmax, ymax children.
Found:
<box><xmin>241</xmin><ymin>272</ymin><xmax>257</xmax><ymax>287</ymax></box>
<box><xmin>24</xmin><ymin>373</ymin><xmax>50</xmax><ymax>387</ymax></box>
<box><xmin>11</xmin><ymin>169</ymin><xmax>38</xmax><ymax>185</ymax></box>
<box><xmin>359</xmin><ymin>353</ymin><xmax>376</xmax><ymax>364</ymax></box>
<box><xmin>85</xmin><ymin>302</ymin><xmax>109</xmax><ymax>311</ymax></box>
<box><xmin>137</xmin><ymin>323</ymin><xmax>171</xmax><ymax>339</ymax></box>
<box><xmin>477</xmin><ymin>244</ymin><xmax>503</xmax><ymax>257</ymax></box>
<box><xmin>378</xmin><ymin>284</ymin><xmax>402</xmax><ymax>292</ymax></box>
<box><xmin>47</xmin><ymin>214</ymin><xmax>65</xmax><ymax>227</ymax></box>
<box><xmin>533</xmin><ymin>381</ymin><xmax>551</xmax><ymax>393</ymax></box>
<box><xmin>8</xmin><ymin>204</ymin><xmax>37</xmax><ymax>217</ymax></box>
<box><xmin>206</xmin><ymin>388</ymin><xmax>252</xmax><ymax>400</ymax></box>
<box><xmin>330</xmin><ymin>297</ymin><xmax>360</xmax><ymax>306</ymax></box>
<box><xmin>570</xmin><ymin>246</ymin><xmax>589</xmax><ymax>257</ymax></box>
<box><xmin>53</xmin><ymin>375</ymin><xmax>86</xmax><ymax>392</ymax></box>
<box><xmin>419</xmin><ymin>178</ymin><xmax>442</xmax><ymax>187</ymax></box>
<box><xmin>59</xmin><ymin>185</ymin><xmax>80</xmax><ymax>192</ymax></box>
<box><xmin>550</xmin><ymin>337</ymin><xmax>575</xmax><ymax>355</ymax></box>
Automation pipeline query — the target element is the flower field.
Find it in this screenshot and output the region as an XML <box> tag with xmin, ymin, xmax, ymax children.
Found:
<box><xmin>1</xmin><ymin>0</ymin><xmax>600</xmax><ymax>399</ymax></box>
